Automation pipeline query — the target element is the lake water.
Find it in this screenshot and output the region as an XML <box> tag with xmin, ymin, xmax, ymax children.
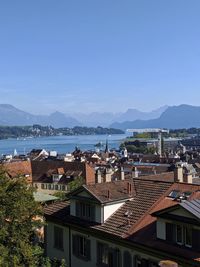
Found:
<box><xmin>0</xmin><ymin>134</ymin><xmax>129</xmax><ymax>155</ymax></box>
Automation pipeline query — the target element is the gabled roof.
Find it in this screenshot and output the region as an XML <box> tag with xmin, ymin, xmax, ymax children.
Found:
<box><xmin>82</xmin><ymin>180</ymin><xmax>136</xmax><ymax>204</ymax></box>
<box><xmin>45</xmin><ymin>178</ymin><xmax>173</xmax><ymax>237</ymax></box>
<box><xmin>180</xmin><ymin>199</ymin><xmax>200</xmax><ymax>220</ymax></box>
<box><xmin>44</xmin><ymin>179</ymin><xmax>200</xmax><ymax>265</ymax></box>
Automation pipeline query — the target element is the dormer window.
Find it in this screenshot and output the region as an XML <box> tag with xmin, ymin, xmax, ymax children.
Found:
<box><xmin>52</xmin><ymin>174</ymin><xmax>62</xmax><ymax>182</ymax></box>
<box><xmin>185</xmin><ymin>227</ymin><xmax>192</xmax><ymax>248</ymax></box>
<box><xmin>176</xmin><ymin>225</ymin><xmax>183</xmax><ymax>245</ymax></box>
<box><xmin>76</xmin><ymin>201</ymin><xmax>95</xmax><ymax>221</ymax></box>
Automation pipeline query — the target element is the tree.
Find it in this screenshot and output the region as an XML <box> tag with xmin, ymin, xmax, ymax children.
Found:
<box><xmin>68</xmin><ymin>176</ymin><xmax>84</xmax><ymax>191</ymax></box>
<box><xmin>0</xmin><ymin>168</ymin><xmax>43</xmax><ymax>267</ymax></box>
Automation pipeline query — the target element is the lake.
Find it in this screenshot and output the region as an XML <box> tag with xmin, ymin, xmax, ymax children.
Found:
<box><xmin>0</xmin><ymin>134</ymin><xmax>129</xmax><ymax>155</ymax></box>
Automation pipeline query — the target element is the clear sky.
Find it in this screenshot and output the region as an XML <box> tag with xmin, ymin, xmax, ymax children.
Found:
<box><xmin>0</xmin><ymin>0</ymin><xmax>200</xmax><ymax>115</ymax></box>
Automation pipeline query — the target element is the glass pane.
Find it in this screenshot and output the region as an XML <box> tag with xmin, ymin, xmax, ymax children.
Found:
<box><xmin>176</xmin><ymin>225</ymin><xmax>183</xmax><ymax>244</ymax></box>
<box><xmin>185</xmin><ymin>227</ymin><xmax>192</xmax><ymax>247</ymax></box>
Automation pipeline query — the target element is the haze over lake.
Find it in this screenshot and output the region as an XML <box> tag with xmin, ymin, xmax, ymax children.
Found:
<box><xmin>0</xmin><ymin>134</ymin><xmax>128</xmax><ymax>155</ymax></box>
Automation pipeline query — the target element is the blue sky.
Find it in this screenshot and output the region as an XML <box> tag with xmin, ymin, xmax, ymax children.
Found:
<box><xmin>0</xmin><ymin>0</ymin><xmax>200</xmax><ymax>115</ymax></box>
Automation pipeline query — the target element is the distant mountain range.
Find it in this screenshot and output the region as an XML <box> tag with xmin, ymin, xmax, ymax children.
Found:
<box><xmin>0</xmin><ymin>104</ymin><xmax>167</xmax><ymax>128</ymax></box>
<box><xmin>2</xmin><ymin>104</ymin><xmax>200</xmax><ymax>129</ymax></box>
<box><xmin>72</xmin><ymin>105</ymin><xmax>168</xmax><ymax>127</ymax></box>
<box><xmin>0</xmin><ymin>104</ymin><xmax>79</xmax><ymax>128</ymax></box>
<box><xmin>110</xmin><ymin>104</ymin><xmax>200</xmax><ymax>130</ymax></box>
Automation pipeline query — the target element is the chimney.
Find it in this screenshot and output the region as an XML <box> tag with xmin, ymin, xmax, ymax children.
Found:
<box><xmin>132</xmin><ymin>167</ymin><xmax>139</xmax><ymax>178</ymax></box>
<box><xmin>159</xmin><ymin>260</ymin><xmax>178</xmax><ymax>267</ymax></box>
<box><xmin>96</xmin><ymin>169</ymin><xmax>102</xmax><ymax>183</ymax></box>
<box><xmin>121</xmin><ymin>167</ymin><xmax>125</xmax><ymax>180</ymax></box>
<box><xmin>127</xmin><ymin>182</ymin><xmax>132</xmax><ymax>195</ymax></box>
<box><xmin>105</xmin><ymin>168</ymin><xmax>112</xmax><ymax>182</ymax></box>
<box><xmin>174</xmin><ymin>166</ymin><xmax>183</xmax><ymax>182</ymax></box>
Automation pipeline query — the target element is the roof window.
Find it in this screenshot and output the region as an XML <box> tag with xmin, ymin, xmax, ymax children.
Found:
<box><xmin>168</xmin><ymin>190</ymin><xmax>180</xmax><ymax>199</ymax></box>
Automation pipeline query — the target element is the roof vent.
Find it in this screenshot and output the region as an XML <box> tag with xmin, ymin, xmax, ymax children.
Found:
<box><xmin>124</xmin><ymin>211</ymin><xmax>132</xmax><ymax>217</ymax></box>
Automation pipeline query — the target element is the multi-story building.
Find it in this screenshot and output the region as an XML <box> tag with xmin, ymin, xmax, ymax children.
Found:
<box><xmin>44</xmin><ymin>177</ymin><xmax>200</xmax><ymax>266</ymax></box>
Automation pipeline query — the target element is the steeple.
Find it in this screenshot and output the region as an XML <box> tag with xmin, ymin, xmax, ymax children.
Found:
<box><xmin>105</xmin><ymin>139</ymin><xmax>109</xmax><ymax>153</ymax></box>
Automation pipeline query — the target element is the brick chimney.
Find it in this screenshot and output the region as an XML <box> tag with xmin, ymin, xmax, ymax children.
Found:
<box><xmin>127</xmin><ymin>182</ymin><xmax>132</xmax><ymax>195</ymax></box>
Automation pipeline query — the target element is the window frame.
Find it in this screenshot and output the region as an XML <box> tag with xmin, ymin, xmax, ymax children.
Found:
<box><xmin>76</xmin><ymin>201</ymin><xmax>95</xmax><ymax>221</ymax></box>
<box><xmin>176</xmin><ymin>224</ymin><xmax>183</xmax><ymax>245</ymax></box>
<box><xmin>72</xmin><ymin>234</ymin><xmax>91</xmax><ymax>261</ymax></box>
<box><xmin>184</xmin><ymin>226</ymin><xmax>192</xmax><ymax>248</ymax></box>
<box><xmin>54</xmin><ymin>226</ymin><xmax>64</xmax><ymax>251</ymax></box>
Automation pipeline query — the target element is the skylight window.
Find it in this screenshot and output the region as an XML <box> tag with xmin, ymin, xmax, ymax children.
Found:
<box><xmin>168</xmin><ymin>190</ymin><xmax>180</xmax><ymax>199</ymax></box>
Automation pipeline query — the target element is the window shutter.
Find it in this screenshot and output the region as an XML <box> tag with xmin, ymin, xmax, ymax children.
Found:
<box><xmin>76</xmin><ymin>201</ymin><xmax>81</xmax><ymax>217</ymax></box>
<box><xmin>72</xmin><ymin>235</ymin><xmax>78</xmax><ymax>256</ymax></box>
<box><xmin>86</xmin><ymin>239</ymin><xmax>91</xmax><ymax>261</ymax></box>
<box><xmin>166</xmin><ymin>223</ymin><xmax>175</xmax><ymax>243</ymax></box>
<box><xmin>192</xmin><ymin>229</ymin><xmax>200</xmax><ymax>251</ymax></box>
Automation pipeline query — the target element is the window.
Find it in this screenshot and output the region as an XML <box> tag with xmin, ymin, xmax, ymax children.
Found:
<box><xmin>62</xmin><ymin>185</ymin><xmax>66</xmax><ymax>191</ymax></box>
<box><xmin>72</xmin><ymin>235</ymin><xmax>90</xmax><ymax>261</ymax></box>
<box><xmin>48</xmin><ymin>184</ymin><xmax>52</xmax><ymax>190</ymax></box>
<box><xmin>168</xmin><ymin>190</ymin><xmax>180</xmax><ymax>199</ymax></box>
<box><xmin>134</xmin><ymin>256</ymin><xmax>149</xmax><ymax>267</ymax></box>
<box><xmin>176</xmin><ymin>225</ymin><xmax>193</xmax><ymax>247</ymax></box>
<box><xmin>55</xmin><ymin>184</ymin><xmax>59</xmax><ymax>190</ymax></box>
<box><xmin>54</xmin><ymin>226</ymin><xmax>63</xmax><ymax>250</ymax></box>
<box><xmin>41</xmin><ymin>183</ymin><xmax>44</xmax><ymax>189</ymax></box>
<box><xmin>135</xmin><ymin>255</ymin><xmax>142</xmax><ymax>267</ymax></box>
<box><xmin>176</xmin><ymin>225</ymin><xmax>183</xmax><ymax>245</ymax></box>
<box><xmin>76</xmin><ymin>201</ymin><xmax>95</xmax><ymax>221</ymax></box>
<box><xmin>185</xmin><ymin>227</ymin><xmax>192</xmax><ymax>247</ymax></box>
<box><xmin>149</xmin><ymin>261</ymin><xmax>159</xmax><ymax>267</ymax></box>
<box><xmin>96</xmin><ymin>242</ymin><xmax>121</xmax><ymax>267</ymax></box>
<box><xmin>123</xmin><ymin>251</ymin><xmax>132</xmax><ymax>267</ymax></box>
<box><xmin>97</xmin><ymin>242</ymin><xmax>109</xmax><ymax>266</ymax></box>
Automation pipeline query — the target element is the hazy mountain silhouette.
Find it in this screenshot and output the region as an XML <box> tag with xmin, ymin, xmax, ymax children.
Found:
<box><xmin>0</xmin><ymin>104</ymin><xmax>80</xmax><ymax>127</ymax></box>
<box><xmin>72</xmin><ymin>106</ymin><xmax>167</xmax><ymax>126</ymax></box>
<box><xmin>110</xmin><ymin>104</ymin><xmax>200</xmax><ymax>130</ymax></box>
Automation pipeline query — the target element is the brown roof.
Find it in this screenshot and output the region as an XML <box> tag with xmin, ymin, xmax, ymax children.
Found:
<box><xmin>44</xmin><ymin>179</ymin><xmax>200</xmax><ymax>265</ymax></box>
<box><xmin>45</xmin><ymin>178</ymin><xmax>173</xmax><ymax>237</ymax></box>
<box><xmin>31</xmin><ymin>160</ymin><xmax>95</xmax><ymax>184</ymax></box>
<box><xmin>82</xmin><ymin>180</ymin><xmax>137</xmax><ymax>203</ymax></box>
<box><xmin>2</xmin><ymin>160</ymin><xmax>32</xmax><ymax>183</ymax></box>
<box><xmin>129</xmin><ymin>222</ymin><xmax>200</xmax><ymax>264</ymax></box>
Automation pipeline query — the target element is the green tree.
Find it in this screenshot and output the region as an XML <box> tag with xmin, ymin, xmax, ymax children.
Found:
<box><xmin>0</xmin><ymin>168</ymin><xmax>43</xmax><ymax>267</ymax></box>
<box><xmin>53</xmin><ymin>191</ymin><xmax>67</xmax><ymax>200</ymax></box>
<box><xmin>68</xmin><ymin>176</ymin><xmax>84</xmax><ymax>191</ymax></box>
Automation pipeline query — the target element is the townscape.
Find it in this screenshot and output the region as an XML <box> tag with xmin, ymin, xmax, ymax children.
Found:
<box><xmin>1</xmin><ymin>128</ymin><xmax>200</xmax><ymax>266</ymax></box>
<box><xmin>1</xmin><ymin>1</ymin><xmax>200</xmax><ymax>266</ymax></box>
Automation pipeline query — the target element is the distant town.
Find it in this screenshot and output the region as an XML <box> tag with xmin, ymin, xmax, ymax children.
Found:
<box><xmin>0</xmin><ymin>125</ymin><xmax>124</xmax><ymax>139</ymax></box>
